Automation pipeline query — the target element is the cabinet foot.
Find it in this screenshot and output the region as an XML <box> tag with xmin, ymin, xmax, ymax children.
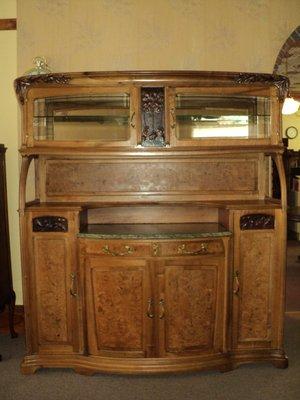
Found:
<box><xmin>271</xmin><ymin>357</ymin><xmax>288</xmax><ymax>369</ymax></box>
<box><xmin>218</xmin><ymin>363</ymin><xmax>234</xmax><ymax>373</ymax></box>
<box><xmin>74</xmin><ymin>367</ymin><xmax>96</xmax><ymax>376</ymax></box>
<box><xmin>21</xmin><ymin>364</ymin><xmax>40</xmax><ymax>375</ymax></box>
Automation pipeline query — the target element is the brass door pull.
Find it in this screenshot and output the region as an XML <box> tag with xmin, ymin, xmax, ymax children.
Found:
<box><xmin>147</xmin><ymin>298</ymin><xmax>154</xmax><ymax>319</ymax></box>
<box><xmin>70</xmin><ymin>272</ymin><xmax>78</xmax><ymax>297</ymax></box>
<box><xmin>130</xmin><ymin>111</ymin><xmax>136</xmax><ymax>128</ymax></box>
<box><xmin>177</xmin><ymin>243</ymin><xmax>208</xmax><ymax>255</ymax></box>
<box><xmin>233</xmin><ymin>271</ymin><xmax>240</xmax><ymax>295</ymax></box>
<box><xmin>159</xmin><ymin>299</ymin><xmax>165</xmax><ymax>319</ymax></box>
<box><xmin>102</xmin><ymin>245</ymin><xmax>134</xmax><ymax>257</ymax></box>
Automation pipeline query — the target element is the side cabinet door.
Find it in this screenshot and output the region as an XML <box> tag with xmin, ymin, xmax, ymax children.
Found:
<box><xmin>158</xmin><ymin>256</ymin><xmax>226</xmax><ymax>357</ymax></box>
<box><xmin>28</xmin><ymin>212</ymin><xmax>81</xmax><ymax>354</ymax></box>
<box><xmin>232</xmin><ymin>210</ymin><xmax>283</xmax><ymax>350</ymax></box>
<box><xmin>85</xmin><ymin>257</ymin><xmax>153</xmax><ymax>358</ymax></box>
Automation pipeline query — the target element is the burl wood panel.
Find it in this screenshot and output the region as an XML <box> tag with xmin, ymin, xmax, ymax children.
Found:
<box><xmin>238</xmin><ymin>232</ymin><xmax>272</xmax><ymax>342</ymax></box>
<box><xmin>91</xmin><ymin>266</ymin><xmax>145</xmax><ymax>352</ymax></box>
<box><xmin>34</xmin><ymin>238</ymin><xmax>69</xmax><ymax>344</ymax></box>
<box><xmin>45</xmin><ymin>159</ymin><xmax>258</xmax><ymax>197</ymax></box>
<box><xmin>164</xmin><ymin>265</ymin><xmax>217</xmax><ymax>353</ymax></box>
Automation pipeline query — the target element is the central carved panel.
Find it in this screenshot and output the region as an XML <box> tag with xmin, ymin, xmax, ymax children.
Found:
<box><xmin>141</xmin><ymin>87</ymin><xmax>165</xmax><ymax>147</ymax></box>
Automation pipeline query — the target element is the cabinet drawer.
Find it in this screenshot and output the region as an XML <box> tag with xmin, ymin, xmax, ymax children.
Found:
<box><xmin>84</xmin><ymin>240</ymin><xmax>152</xmax><ymax>257</ymax></box>
<box><xmin>159</xmin><ymin>239</ymin><xmax>224</xmax><ymax>257</ymax></box>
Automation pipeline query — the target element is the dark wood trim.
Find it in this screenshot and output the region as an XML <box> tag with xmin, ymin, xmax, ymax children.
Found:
<box><xmin>0</xmin><ymin>19</ymin><xmax>17</xmax><ymax>31</ymax></box>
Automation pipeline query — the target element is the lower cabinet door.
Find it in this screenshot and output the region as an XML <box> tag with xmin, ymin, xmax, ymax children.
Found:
<box><xmin>232</xmin><ymin>210</ymin><xmax>282</xmax><ymax>350</ymax></box>
<box><xmin>157</xmin><ymin>257</ymin><xmax>226</xmax><ymax>357</ymax></box>
<box><xmin>85</xmin><ymin>257</ymin><xmax>153</xmax><ymax>357</ymax></box>
<box><xmin>31</xmin><ymin>234</ymin><xmax>80</xmax><ymax>354</ymax></box>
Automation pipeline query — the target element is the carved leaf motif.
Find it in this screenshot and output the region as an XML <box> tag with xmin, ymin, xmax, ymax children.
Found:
<box><xmin>234</xmin><ymin>73</ymin><xmax>289</xmax><ymax>100</ymax></box>
<box><xmin>14</xmin><ymin>74</ymin><xmax>71</xmax><ymax>104</ymax></box>
<box><xmin>240</xmin><ymin>214</ymin><xmax>274</xmax><ymax>230</ymax></box>
<box><xmin>33</xmin><ymin>216</ymin><xmax>68</xmax><ymax>232</ymax></box>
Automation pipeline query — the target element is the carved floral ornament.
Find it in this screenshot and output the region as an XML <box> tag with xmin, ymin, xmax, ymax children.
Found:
<box><xmin>14</xmin><ymin>74</ymin><xmax>71</xmax><ymax>105</ymax></box>
<box><xmin>240</xmin><ymin>214</ymin><xmax>275</xmax><ymax>230</ymax></box>
<box><xmin>32</xmin><ymin>215</ymin><xmax>68</xmax><ymax>232</ymax></box>
<box><xmin>141</xmin><ymin>89</ymin><xmax>164</xmax><ymax>113</ymax></box>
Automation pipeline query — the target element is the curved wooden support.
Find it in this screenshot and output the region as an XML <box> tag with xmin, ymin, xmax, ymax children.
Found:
<box><xmin>18</xmin><ymin>155</ymin><xmax>34</xmax><ymax>353</ymax></box>
<box><xmin>19</xmin><ymin>155</ymin><xmax>34</xmax><ymax>214</ymax></box>
<box><xmin>272</xmin><ymin>153</ymin><xmax>287</xmax><ymax>211</ymax></box>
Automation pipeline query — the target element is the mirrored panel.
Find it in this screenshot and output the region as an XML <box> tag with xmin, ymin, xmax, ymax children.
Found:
<box><xmin>33</xmin><ymin>94</ymin><xmax>130</xmax><ymax>141</ymax></box>
<box><xmin>175</xmin><ymin>94</ymin><xmax>270</xmax><ymax>140</ymax></box>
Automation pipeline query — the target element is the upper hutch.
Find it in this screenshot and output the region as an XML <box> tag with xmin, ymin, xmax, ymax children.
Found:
<box><xmin>15</xmin><ymin>71</ymin><xmax>289</xmax><ymax>375</ymax></box>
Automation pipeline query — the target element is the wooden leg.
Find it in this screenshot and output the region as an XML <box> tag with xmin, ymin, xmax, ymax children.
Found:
<box><xmin>218</xmin><ymin>363</ymin><xmax>234</xmax><ymax>373</ymax></box>
<box><xmin>8</xmin><ymin>291</ymin><xmax>18</xmax><ymax>339</ymax></box>
<box><xmin>21</xmin><ymin>364</ymin><xmax>40</xmax><ymax>375</ymax></box>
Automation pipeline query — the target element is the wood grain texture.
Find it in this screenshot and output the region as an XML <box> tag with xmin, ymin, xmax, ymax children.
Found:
<box><xmin>238</xmin><ymin>233</ymin><xmax>272</xmax><ymax>341</ymax></box>
<box><xmin>164</xmin><ymin>265</ymin><xmax>217</xmax><ymax>353</ymax></box>
<box><xmin>92</xmin><ymin>268</ymin><xmax>143</xmax><ymax>350</ymax></box>
<box><xmin>34</xmin><ymin>238</ymin><xmax>69</xmax><ymax>343</ymax></box>
<box><xmin>85</xmin><ymin>258</ymin><xmax>150</xmax><ymax>357</ymax></box>
<box><xmin>45</xmin><ymin>159</ymin><xmax>258</xmax><ymax>198</ymax></box>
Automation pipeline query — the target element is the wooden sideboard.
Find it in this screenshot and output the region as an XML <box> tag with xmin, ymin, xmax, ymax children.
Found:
<box><xmin>15</xmin><ymin>71</ymin><xmax>288</xmax><ymax>375</ymax></box>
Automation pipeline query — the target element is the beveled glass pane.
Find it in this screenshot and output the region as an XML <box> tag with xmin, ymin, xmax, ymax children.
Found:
<box><xmin>175</xmin><ymin>94</ymin><xmax>270</xmax><ymax>139</ymax></box>
<box><xmin>33</xmin><ymin>94</ymin><xmax>130</xmax><ymax>141</ymax></box>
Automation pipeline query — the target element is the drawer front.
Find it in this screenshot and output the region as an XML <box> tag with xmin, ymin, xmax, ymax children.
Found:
<box><xmin>159</xmin><ymin>239</ymin><xmax>224</xmax><ymax>257</ymax></box>
<box><xmin>84</xmin><ymin>240</ymin><xmax>152</xmax><ymax>258</ymax></box>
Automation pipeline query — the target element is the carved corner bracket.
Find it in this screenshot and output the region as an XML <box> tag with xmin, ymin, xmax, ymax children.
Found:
<box><xmin>234</xmin><ymin>73</ymin><xmax>290</xmax><ymax>100</ymax></box>
<box><xmin>14</xmin><ymin>74</ymin><xmax>71</xmax><ymax>105</ymax></box>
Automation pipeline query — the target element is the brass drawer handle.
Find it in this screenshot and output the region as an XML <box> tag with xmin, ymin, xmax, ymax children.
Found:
<box><xmin>177</xmin><ymin>243</ymin><xmax>208</xmax><ymax>255</ymax></box>
<box><xmin>147</xmin><ymin>298</ymin><xmax>154</xmax><ymax>319</ymax></box>
<box><xmin>102</xmin><ymin>244</ymin><xmax>134</xmax><ymax>257</ymax></box>
<box><xmin>159</xmin><ymin>299</ymin><xmax>165</xmax><ymax>319</ymax></box>
<box><xmin>233</xmin><ymin>271</ymin><xmax>240</xmax><ymax>296</ymax></box>
<box><xmin>70</xmin><ymin>272</ymin><xmax>78</xmax><ymax>297</ymax></box>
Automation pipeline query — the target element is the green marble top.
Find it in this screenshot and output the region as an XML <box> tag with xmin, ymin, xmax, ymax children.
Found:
<box><xmin>78</xmin><ymin>223</ymin><xmax>232</xmax><ymax>240</ymax></box>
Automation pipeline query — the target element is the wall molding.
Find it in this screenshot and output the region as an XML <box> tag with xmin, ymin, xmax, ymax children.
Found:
<box><xmin>0</xmin><ymin>19</ymin><xmax>17</xmax><ymax>31</ymax></box>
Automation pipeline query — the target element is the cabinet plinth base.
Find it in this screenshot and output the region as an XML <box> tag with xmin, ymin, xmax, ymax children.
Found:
<box><xmin>20</xmin><ymin>351</ymin><xmax>288</xmax><ymax>375</ymax></box>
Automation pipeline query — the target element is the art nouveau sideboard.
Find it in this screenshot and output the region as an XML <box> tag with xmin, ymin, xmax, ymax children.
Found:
<box><xmin>15</xmin><ymin>70</ymin><xmax>288</xmax><ymax>375</ymax></box>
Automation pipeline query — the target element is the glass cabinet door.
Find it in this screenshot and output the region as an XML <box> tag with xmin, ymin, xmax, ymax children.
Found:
<box><xmin>173</xmin><ymin>92</ymin><xmax>271</xmax><ymax>142</ymax></box>
<box><xmin>33</xmin><ymin>92</ymin><xmax>133</xmax><ymax>144</ymax></box>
